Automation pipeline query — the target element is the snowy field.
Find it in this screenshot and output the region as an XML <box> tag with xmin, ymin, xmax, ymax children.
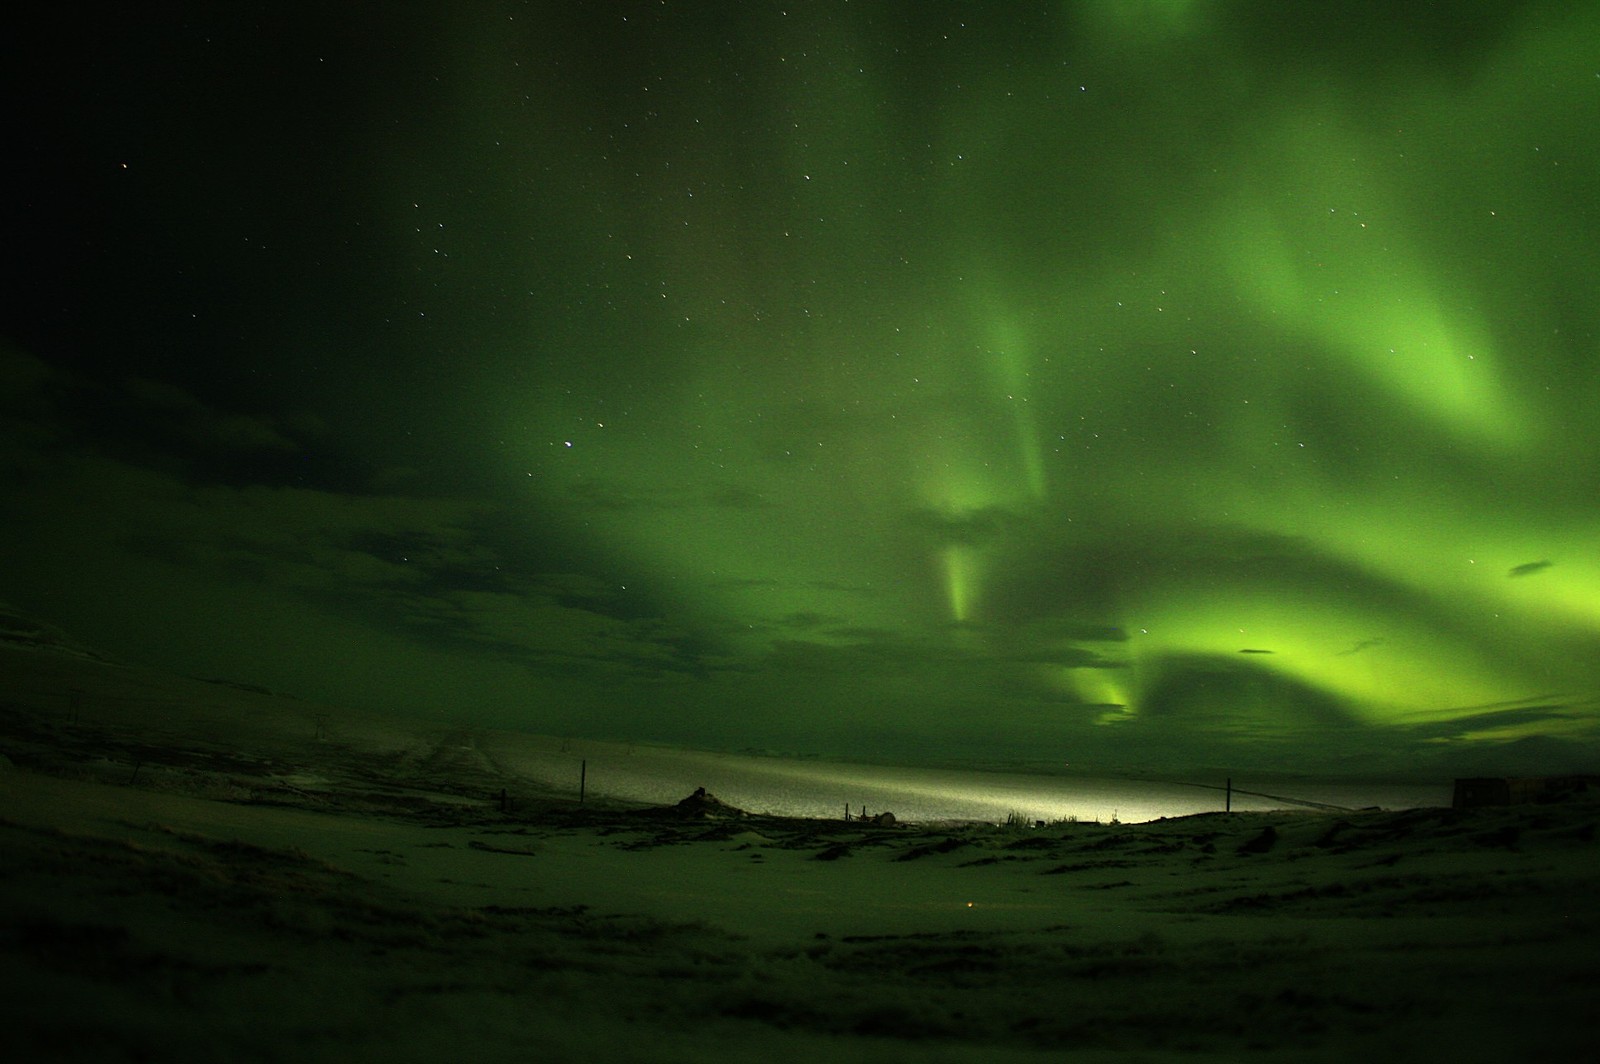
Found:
<box><xmin>2</xmin><ymin>648</ymin><xmax>1597</xmax><ymax>1061</ymax></box>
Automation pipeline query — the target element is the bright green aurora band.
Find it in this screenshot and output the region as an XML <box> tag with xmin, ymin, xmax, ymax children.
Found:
<box><xmin>5</xmin><ymin>2</ymin><xmax>1599</xmax><ymax>779</ymax></box>
<box><xmin>504</xmin><ymin>3</ymin><xmax>1600</xmax><ymax>774</ymax></box>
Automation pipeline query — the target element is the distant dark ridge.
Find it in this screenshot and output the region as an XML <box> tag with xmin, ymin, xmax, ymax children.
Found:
<box><xmin>0</xmin><ymin>604</ymin><xmax>109</xmax><ymax>663</ymax></box>
<box><xmin>197</xmin><ymin>676</ymin><xmax>276</xmax><ymax>697</ymax></box>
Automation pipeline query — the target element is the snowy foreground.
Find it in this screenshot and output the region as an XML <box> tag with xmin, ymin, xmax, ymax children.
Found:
<box><xmin>2</xmin><ymin>661</ymin><xmax>1598</xmax><ymax>1061</ymax></box>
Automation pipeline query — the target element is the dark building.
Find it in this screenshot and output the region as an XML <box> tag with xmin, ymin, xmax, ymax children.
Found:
<box><xmin>1453</xmin><ymin>775</ymin><xmax>1599</xmax><ymax>808</ymax></box>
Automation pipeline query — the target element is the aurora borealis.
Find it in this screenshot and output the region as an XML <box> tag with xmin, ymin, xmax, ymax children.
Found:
<box><xmin>4</xmin><ymin>1</ymin><xmax>1598</xmax><ymax>776</ymax></box>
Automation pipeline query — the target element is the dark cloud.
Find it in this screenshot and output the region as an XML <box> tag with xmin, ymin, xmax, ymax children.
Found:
<box><xmin>1396</xmin><ymin>699</ymin><xmax>1582</xmax><ymax>743</ymax></box>
<box><xmin>904</xmin><ymin>505</ymin><xmax>1028</xmax><ymax>548</ymax></box>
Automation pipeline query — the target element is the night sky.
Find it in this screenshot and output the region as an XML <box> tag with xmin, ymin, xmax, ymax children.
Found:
<box><xmin>5</xmin><ymin>1</ymin><xmax>1598</xmax><ymax>777</ymax></box>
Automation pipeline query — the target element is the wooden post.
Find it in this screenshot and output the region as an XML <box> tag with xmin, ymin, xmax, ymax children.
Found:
<box><xmin>580</xmin><ymin>759</ymin><xmax>587</xmax><ymax>804</ymax></box>
<box><xmin>1226</xmin><ymin>777</ymin><xmax>1232</xmax><ymax>813</ymax></box>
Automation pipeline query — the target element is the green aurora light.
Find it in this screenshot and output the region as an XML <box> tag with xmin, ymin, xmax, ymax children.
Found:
<box><xmin>2</xmin><ymin>1</ymin><xmax>1597</xmax><ymax>777</ymax></box>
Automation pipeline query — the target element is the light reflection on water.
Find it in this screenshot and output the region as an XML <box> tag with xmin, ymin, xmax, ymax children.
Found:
<box><xmin>492</xmin><ymin>735</ymin><xmax>1451</xmax><ymax>824</ymax></box>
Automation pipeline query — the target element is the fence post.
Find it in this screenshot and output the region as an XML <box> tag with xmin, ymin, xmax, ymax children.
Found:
<box><xmin>580</xmin><ymin>759</ymin><xmax>587</xmax><ymax>804</ymax></box>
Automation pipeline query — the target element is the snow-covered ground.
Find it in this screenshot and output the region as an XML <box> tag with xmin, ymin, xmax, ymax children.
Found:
<box><xmin>2</xmin><ymin>647</ymin><xmax>1596</xmax><ymax>1061</ymax></box>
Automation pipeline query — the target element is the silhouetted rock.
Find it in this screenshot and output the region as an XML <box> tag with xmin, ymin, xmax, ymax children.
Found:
<box><xmin>672</xmin><ymin>787</ymin><xmax>748</xmax><ymax>819</ymax></box>
<box><xmin>1237</xmin><ymin>825</ymin><xmax>1278</xmax><ymax>854</ymax></box>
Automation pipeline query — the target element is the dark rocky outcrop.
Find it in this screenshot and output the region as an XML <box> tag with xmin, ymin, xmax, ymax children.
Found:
<box><xmin>671</xmin><ymin>787</ymin><xmax>749</xmax><ymax>819</ymax></box>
